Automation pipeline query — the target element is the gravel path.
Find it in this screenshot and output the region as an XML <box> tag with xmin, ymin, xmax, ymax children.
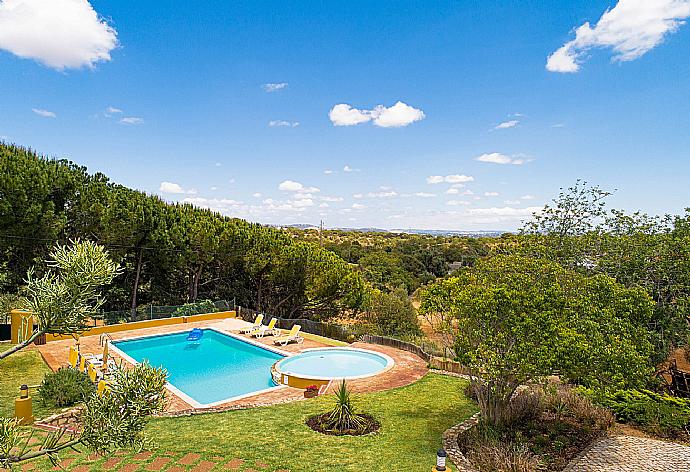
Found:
<box><xmin>563</xmin><ymin>434</ymin><xmax>690</xmax><ymax>472</ymax></box>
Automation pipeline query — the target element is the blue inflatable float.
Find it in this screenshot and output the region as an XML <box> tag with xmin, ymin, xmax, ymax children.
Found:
<box><xmin>186</xmin><ymin>328</ymin><xmax>204</xmax><ymax>341</ymax></box>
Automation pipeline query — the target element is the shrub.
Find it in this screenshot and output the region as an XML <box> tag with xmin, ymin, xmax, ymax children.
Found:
<box><xmin>37</xmin><ymin>368</ymin><xmax>95</xmax><ymax>407</ymax></box>
<box><xmin>544</xmin><ymin>387</ymin><xmax>614</xmax><ymax>431</ymax></box>
<box><xmin>170</xmin><ymin>300</ymin><xmax>218</xmax><ymax>318</ymax></box>
<box><xmin>461</xmin><ymin>426</ymin><xmax>544</xmax><ymax>472</ymax></box>
<box><xmin>364</xmin><ymin>287</ymin><xmax>421</xmax><ymax>337</ymax></box>
<box><xmin>588</xmin><ymin>388</ymin><xmax>690</xmax><ymax>437</ymax></box>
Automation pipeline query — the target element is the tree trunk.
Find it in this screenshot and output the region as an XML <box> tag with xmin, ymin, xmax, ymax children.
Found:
<box><xmin>192</xmin><ymin>265</ymin><xmax>203</xmax><ymax>302</ymax></box>
<box><xmin>130</xmin><ymin>248</ymin><xmax>144</xmax><ymax>321</ymax></box>
<box><xmin>0</xmin><ymin>329</ymin><xmax>45</xmax><ymax>360</ymax></box>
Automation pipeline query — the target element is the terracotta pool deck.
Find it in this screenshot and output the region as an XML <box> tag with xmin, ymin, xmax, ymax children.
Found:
<box><xmin>36</xmin><ymin>318</ymin><xmax>428</xmax><ymax>415</ymax></box>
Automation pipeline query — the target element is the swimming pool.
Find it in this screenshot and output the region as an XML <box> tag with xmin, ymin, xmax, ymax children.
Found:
<box><xmin>111</xmin><ymin>329</ymin><xmax>285</xmax><ymax>407</ymax></box>
<box><xmin>273</xmin><ymin>347</ymin><xmax>394</xmax><ymax>384</ymax></box>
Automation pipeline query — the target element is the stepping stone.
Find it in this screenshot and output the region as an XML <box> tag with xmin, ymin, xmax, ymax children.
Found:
<box><xmin>133</xmin><ymin>451</ymin><xmax>153</xmax><ymax>460</ymax></box>
<box><xmin>145</xmin><ymin>457</ymin><xmax>171</xmax><ymax>470</ymax></box>
<box><xmin>179</xmin><ymin>453</ymin><xmax>202</xmax><ymax>465</ymax></box>
<box><xmin>224</xmin><ymin>458</ymin><xmax>244</xmax><ymax>470</ymax></box>
<box><xmin>255</xmin><ymin>461</ymin><xmax>269</xmax><ymax>469</ymax></box>
<box><xmin>118</xmin><ymin>464</ymin><xmax>141</xmax><ymax>472</ymax></box>
<box><xmin>103</xmin><ymin>457</ymin><xmax>123</xmax><ymax>469</ymax></box>
<box><xmin>191</xmin><ymin>461</ymin><xmax>218</xmax><ymax>471</ymax></box>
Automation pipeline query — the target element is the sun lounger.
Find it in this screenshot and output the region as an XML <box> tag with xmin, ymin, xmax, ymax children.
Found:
<box><xmin>273</xmin><ymin>324</ymin><xmax>303</xmax><ymax>346</ymax></box>
<box><xmin>251</xmin><ymin>318</ymin><xmax>279</xmax><ymax>338</ymax></box>
<box><xmin>240</xmin><ymin>314</ymin><xmax>264</xmax><ymax>334</ymax></box>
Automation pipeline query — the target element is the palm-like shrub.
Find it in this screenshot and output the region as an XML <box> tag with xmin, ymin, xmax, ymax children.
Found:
<box><xmin>323</xmin><ymin>380</ymin><xmax>366</xmax><ymax>432</ymax></box>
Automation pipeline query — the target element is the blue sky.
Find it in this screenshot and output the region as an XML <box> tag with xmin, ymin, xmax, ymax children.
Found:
<box><xmin>1</xmin><ymin>0</ymin><xmax>689</xmax><ymax>230</ymax></box>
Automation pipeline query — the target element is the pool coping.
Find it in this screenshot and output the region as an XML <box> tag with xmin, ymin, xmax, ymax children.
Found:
<box><xmin>273</xmin><ymin>346</ymin><xmax>396</xmax><ymax>382</ymax></box>
<box><xmin>109</xmin><ymin>326</ymin><xmax>293</xmax><ymax>409</ymax></box>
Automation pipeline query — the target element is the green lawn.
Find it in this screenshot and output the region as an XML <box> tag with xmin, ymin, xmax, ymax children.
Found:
<box><xmin>144</xmin><ymin>373</ymin><xmax>475</xmax><ymax>471</ymax></box>
<box><xmin>0</xmin><ymin>342</ymin><xmax>57</xmax><ymax>419</ymax></box>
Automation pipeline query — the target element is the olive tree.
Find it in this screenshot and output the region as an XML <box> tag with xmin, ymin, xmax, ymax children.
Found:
<box><xmin>0</xmin><ymin>240</ymin><xmax>121</xmax><ymax>360</ymax></box>
<box><xmin>420</xmin><ymin>255</ymin><xmax>654</xmax><ymax>427</ymax></box>
<box><xmin>1</xmin><ymin>363</ymin><xmax>167</xmax><ymax>467</ymax></box>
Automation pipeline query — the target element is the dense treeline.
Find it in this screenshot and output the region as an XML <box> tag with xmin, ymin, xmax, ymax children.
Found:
<box><xmin>286</xmin><ymin>228</ymin><xmax>490</xmax><ymax>294</ymax></box>
<box><xmin>0</xmin><ymin>143</ymin><xmax>366</xmax><ymax>320</ymax></box>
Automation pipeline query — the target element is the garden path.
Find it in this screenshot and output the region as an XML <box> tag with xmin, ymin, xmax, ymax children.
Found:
<box><xmin>563</xmin><ymin>433</ymin><xmax>690</xmax><ymax>472</ymax></box>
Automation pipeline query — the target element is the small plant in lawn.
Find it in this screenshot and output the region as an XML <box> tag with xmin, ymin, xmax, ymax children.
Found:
<box><xmin>306</xmin><ymin>380</ymin><xmax>379</xmax><ymax>436</ymax></box>
<box><xmin>38</xmin><ymin>368</ymin><xmax>95</xmax><ymax>407</ymax></box>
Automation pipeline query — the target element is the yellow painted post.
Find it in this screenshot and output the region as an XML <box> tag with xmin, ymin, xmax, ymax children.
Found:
<box><xmin>14</xmin><ymin>385</ymin><xmax>33</xmax><ymax>425</ymax></box>
<box><xmin>10</xmin><ymin>309</ymin><xmax>34</xmax><ymax>344</ymax></box>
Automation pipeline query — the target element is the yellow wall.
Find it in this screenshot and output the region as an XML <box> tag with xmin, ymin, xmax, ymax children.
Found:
<box><xmin>41</xmin><ymin>310</ymin><xmax>236</xmax><ymax>342</ymax></box>
<box><xmin>10</xmin><ymin>310</ymin><xmax>34</xmax><ymax>344</ymax></box>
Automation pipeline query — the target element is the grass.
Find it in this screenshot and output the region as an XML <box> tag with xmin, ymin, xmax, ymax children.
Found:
<box><xmin>144</xmin><ymin>373</ymin><xmax>476</xmax><ymax>471</ymax></box>
<box><xmin>0</xmin><ymin>342</ymin><xmax>58</xmax><ymax>419</ymax></box>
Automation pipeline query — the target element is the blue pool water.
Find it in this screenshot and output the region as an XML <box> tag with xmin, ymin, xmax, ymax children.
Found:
<box><xmin>275</xmin><ymin>348</ymin><xmax>391</xmax><ymax>379</ymax></box>
<box><xmin>113</xmin><ymin>329</ymin><xmax>284</xmax><ymax>405</ymax></box>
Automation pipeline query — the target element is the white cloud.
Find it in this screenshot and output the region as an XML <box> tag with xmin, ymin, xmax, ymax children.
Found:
<box><xmin>32</xmin><ymin>108</ymin><xmax>55</xmax><ymax>118</ymax></box>
<box><xmin>475</xmin><ymin>152</ymin><xmax>526</xmax><ymax>165</ymax></box>
<box><xmin>268</xmin><ymin>120</ymin><xmax>299</xmax><ymax>127</ymax></box>
<box><xmin>484</xmin><ymin>192</ymin><xmax>499</xmax><ymax>197</ymax></box>
<box><xmin>105</xmin><ymin>106</ymin><xmax>122</xmax><ymax>115</ymax></box>
<box><xmin>320</xmin><ymin>196</ymin><xmax>344</xmax><ymax>202</ymax></box>
<box><xmin>520</xmin><ymin>194</ymin><xmax>535</xmax><ymax>200</ymax></box>
<box><xmin>0</xmin><ymin>0</ymin><xmax>118</xmax><ymax>70</ymax></box>
<box><xmin>183</xmin><ymin>197</ymin><xmax>242</xmax><ymax>213</ymax></box>
<box><xmin>494</xmin><ymin>120</ymin><xmax>519</xmax><ymax>130</ymax></box>
<box><xmin>252</xmin><ymin>192</ymin><xmax>262</xmax><ymax>198</ymax></box>
<box><xmin>343</xmin><ymin>165</ymin><xmax>359</xmax><ymax>173</ymax></box>
<box><xmin>278</xmin><ymin>180</ymin><xmax>320</xmax><ymax>193</ymax></box>
<box><xmin>120</xmin><ymin>116</ymin><xmax>144</xmax><ymax>125</ymax></box>
<box><xmin>159</xmin><ymin>181</ymin><xmax>196</xmax><ymax>195</ymax></box>
<box><xmin>468</xmin><ymin>206</ymin><xmax>541</xmax><ymax>217</ymax></box>
<box><xmin>363</xmin><ymin>190</ymin><xmax>398</xmax><ymax>198</ymax></box>
<box><xmin>329</xmin><ymin>101</ymin><xmax>425</xmax><ymax>128</ymax></box>
<box><xmin>319</xmin><ymin>203</ymin><xmax>329</xmax><ymax>208</ymax></box>
<box><xmin>546</xmin><ymin>0</ymin><xmax>690</xmax><ymax>73</ymax></box>
<box><xmin>414</xmin><ymin>192</ymin><xmax>436</xmax><ymax>198</ymax></box>
<box><xmin>329</xmin><ymin>104</ymin><xmax>372</xmax><ymax>126</ymax></box>
<box><xmin>210</xmin><ymin>186</ymin><xmax>218</xmax><ymax>191</ymax></box>
<box><xmin>262</xmin><ymin>82</ymin><xmax>288</xmax><ymax>92</ymax></box>
<box><xmin>324</xmin><ymin>169</ymin><xmax>336</xmax><ymax>175</ymax></box>
<box><xmin>504</xmin><ymin>199</ymin><xmax>521</xmax><ymax>205</ymax></box>
<box><xmin>371</xmin><ymin>101</ymin><xmax>425</xmax><ymax>128</ymax></box>
<box><xmin>215</xmin><ymin>162</ymin><xmax>221</xmax><ymax>167</ymax></box>
<box><xmin>427</xmin><ymin>174</ymin><xmax>474</xmax><ymax>184</ymax></box>
<box><xmin>447</xmin><ymin>200</ymin><xmax>471</xmax><ymax>206</ymax></box>
<box><xmin>352</xmin><ymin>203</ymin><xmax>366</xmax><ymax>210</ymax></box>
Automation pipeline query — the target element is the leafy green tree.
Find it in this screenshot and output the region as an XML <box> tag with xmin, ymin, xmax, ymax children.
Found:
<box><xmin>420</xmin><ymin>255</ymin><xmax>654</xmax><ymax>427</ymax></box>
<box><xmin>0</xmin><ymin>240</ymin><xmax>121</xmax><ymax>360</ymax></box>
<box><xmin>358</xmin><ymin>251</ymin><xmax>415</xmax><ymax>293</ymax></box>
<box><xmin>364</xmin><ymin>287</ymin><xmax>421</xmax><ymax>337</ymax></box>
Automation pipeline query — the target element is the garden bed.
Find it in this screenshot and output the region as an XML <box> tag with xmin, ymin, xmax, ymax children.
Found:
<box><xmin>456</xmin><ymin>387</ymin><xmax>613</xmax><ymax>471</ymax></box>
<box><xmin>306</xmin><ymin>412</ymin><xmax>380</xmax><ymax>436</ymax></box>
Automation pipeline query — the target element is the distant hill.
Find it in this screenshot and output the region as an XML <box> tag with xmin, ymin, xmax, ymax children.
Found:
<box><xmin>278</xmin><ymin>224</ymin><xmax>506</xmax><ymax>238</ymax></box>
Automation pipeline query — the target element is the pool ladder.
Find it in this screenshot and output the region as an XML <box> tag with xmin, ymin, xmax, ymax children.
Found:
<box><xmin>99</xmin><ymin>333</ymin><xmax>114</xmax><ymax>347</ymax></box>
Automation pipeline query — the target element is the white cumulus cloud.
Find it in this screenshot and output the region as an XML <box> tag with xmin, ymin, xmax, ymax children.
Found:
<box><xmin>427</xmin><ymin>174</ymin><xmax>475</xmax><ymax>184</ymax></box>
<box><xmin>32</xmin><ymin>108</ymin><xmax>55</xmax><ymax>118</ymax></box>
<box><xmin>546</xmin><ymin>0</ymin><xmax>690</xmax><ymax>73</ymax></box>
<box><xmin>494</xmin><ymin>120</ymin><xmax>519</xmax><ymax>130</ymax></box>
<box><xmin>278</xmin><ymin>180</ymin><xmax>320</xmax><ymax>193</ymax></box>
<box><xmin>159</xmin><ymin>182</ymin><xmax>196</xmax><ymax>195</ymax></box>
<box><xmin>0</xmin><ymin>0</ymin><xmax>118</xmax><ymax>70</ymax></box>
<box><xmin>329</xmin><ymin>101</ymin><xmax>425</xmax><ymax>128</ymax></box>
<box><xmin>475</xmin><ymin>152</ymin><xmax>526</xmax><ymax>165</ymax></box>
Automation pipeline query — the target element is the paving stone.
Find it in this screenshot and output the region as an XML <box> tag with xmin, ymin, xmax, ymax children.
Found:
<box><xmin>70</xmin><ymin>466</ymin><xmax>91</xmax><ymax>472</ymax></box>
<box><xmin>118</xmin><ymin>464</ymin><xmax>141</xmax><ymax>472</ymax></box>
<box><xmin>179</xmin><ymin>453</ymin><xmax>202</xmax><ymax>465</ymax></box>
<box><xmin>255</xmin><ymin>461</ymin><xmax>269</xmax><ymax>469</ymax></box>
<box><xmin>224</xmin><ymin>458</ymin><xmax>244</xmax><ymax>470</ymax></box>
<box><xmin>133</xmin><ymin>451</ymin><xmax>153</xmax><ymax>461</ymax></box>
<box><xmin>563</xmin><ymin>434</ymin><xmax>690</xmax><ymax>472</ymax></box>
<box><xmin>190</xmin><ymin>460</ymin><xmax>218</xmax><ymax>471</ymax></box>
<box><xmin>103</xmin><ymin>456</ymin><xmax>124</xmax><ymax>469</ymax></box>
<box><xmin>145</xmin><ymin>457</ymin><xmax>171</xmax><ymax>470</ymax></box>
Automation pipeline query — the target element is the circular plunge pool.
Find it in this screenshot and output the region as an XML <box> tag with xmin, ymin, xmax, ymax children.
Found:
<box><xmin>272</xmin><ymin>348</ymin><xmax>394</xmax><ymax>387</ymax></box>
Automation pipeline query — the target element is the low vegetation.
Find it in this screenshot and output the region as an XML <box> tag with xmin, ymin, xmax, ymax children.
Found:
<box><xmin>37</xmin><ymin>368</ymin><xmax>95</xmax><ymax>408</ymax></box>
<box><xmin>307</xmin><ymin>380</ymin><xmax>380</xmax><ymax>436</ymax></box>
<box><xmin>459</xmin><ymin>387</ymin><xmax>614</xmax><ymax>471</ymax></box>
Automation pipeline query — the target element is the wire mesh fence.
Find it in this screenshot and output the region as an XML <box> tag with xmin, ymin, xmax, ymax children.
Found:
<box><xmin>93</xmin><ymin>299</ymin><xmax>234</xmax><ymax>326</ymax></box>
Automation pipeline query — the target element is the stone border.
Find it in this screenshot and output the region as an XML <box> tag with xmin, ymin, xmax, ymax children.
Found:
<box><xmin>442</xmin><ymin>412</ymin><xmax>481</xmax><ymax>472</ymax></box>
<box><xmin>34</xmin><ymin>407</ymin><xmax>82</xmax><ymax>433</ymax></box>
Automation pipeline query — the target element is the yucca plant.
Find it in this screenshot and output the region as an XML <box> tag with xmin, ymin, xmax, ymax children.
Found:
<box><xmin>324</xmin><ymin>380</ymin><xmax>366</xmax><ymax>432</ymax></box>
